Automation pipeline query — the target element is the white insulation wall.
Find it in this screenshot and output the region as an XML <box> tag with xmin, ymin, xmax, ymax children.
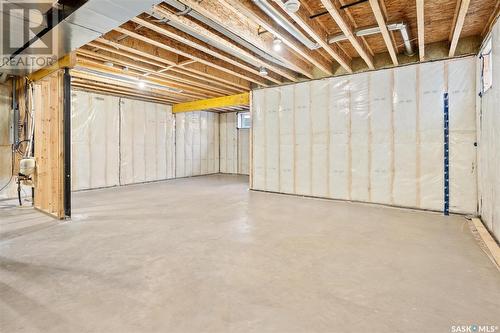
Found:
<box><xmin>252</xmin><ymin>57</ymin><xmax>477</xmax><ymax>214</ymax></box>
<box><xmin>120</xmin><ymin>98</ymin><xmax>175</xmax><ymax>185</ymax></box>
<box><xmin>71</xmin><ymin>91</ymin><xmax>175</xmax><ymax>190</ymax></box>
<box><xmin>219</xmin><ymin>112</ymin><xmax>238</xmax><ymax>174</ymax></box>
<box><xmin>478</xmin><ymin>20</ymin><xmax>500</xmax><ymax>239</ymax></box>
<box><xmin>175</xmin><ymin>111</ymin><xmax>219</xmax><ymax>178</ymax></box>
<box><xmin>71</xmin><ymin>91</ymin><xmax>120</xmax><ymax>190</ymax></box>
<box><xmin>238</xmin><ymin>128</ymin><xmax>250</xmax><ymax>175</ymax></box>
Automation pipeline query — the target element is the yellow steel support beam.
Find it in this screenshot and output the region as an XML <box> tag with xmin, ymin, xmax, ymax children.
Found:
<box><xmin>28</xmin><ymin>53</ymin><xmax>76</xmax><ymax>82</ymax></box>
<box><xmin>173</xmin><ymin>92</ymin><xmax>249</xmax><ymax>113</ymax></box>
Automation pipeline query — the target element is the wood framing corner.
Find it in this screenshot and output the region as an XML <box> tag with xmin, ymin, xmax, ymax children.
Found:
<box><xmin>471</xmin><ymin>218</ymin><xmax>500</xmax><ymax>269</ymax></box>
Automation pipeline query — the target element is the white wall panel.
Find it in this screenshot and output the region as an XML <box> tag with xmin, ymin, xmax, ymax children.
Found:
<box><xmin>120</xmin><ymin>98</ymin><xmax>175</xmax><ymax>185</ymax></box>
<box><xmin>238</xmin><ymin>129</ymin><xmax>250</xmax><ymax>175</ymax></box>
<box><xmin>369</xmin><ymin>69</ymin><xmax>392</xmax><ymax>205</ymax></box>
<box><xmin>251</xmin><ymin>57</ymin><xmax>477</xmax><ymax>214</ymax></box>
<box><xmin>175</xmin><ymin>111</ymin><xmax>219</xmax><ymax>178</ymax></box>
<box><xmin>448</xmin><ymin>58</ymin><xmax>477</xmax><ymax>213</ymax></box>
<box><xmin>252</xmin><ymin>91</ymin><xmax>266</xmax><ymax>189</ymax></box>
<box><xmin>311</xmin><ymin>80</ymin><xmax>329</xmax><ymax>197</ymax></box>
<box><xmin>279</xmin><ymin>85</ymin><xmax>294</xmax><ymax>193</ymax></box>
<box><xmin>328</xmin><ymin>78</ymin><xmax>350</xmax><ymax>200</ymax></box>
<box><xmin>477</xmin><ymin>20</ymin><xmax>500</xmax><ymax>239</ymax></box>
<box><xmin>219</xmin><ymin>112</ymin><xmax>239</xmax><ymax>174</ymax></box>
<box><xmin>294</xmin><ymin>82</ymin><xmax>312</xmax><ymax>196</ymax></box>
<box><xmin>393</xmin><ymin>65</ymin><xmax>418</xmax><ymax>208</ymax></box>
<box><xmin>419</xmin><ymin>62</ymin><xmax>444</xmax><ymax>211</ymax></box>
<box><xmin>71</xmin><ymin>91</ymin><xmax>119</xmax><ymax>191</ymax></box>
<box><xmin>265</xmin><ymin>89</ymin><xmax>280</xmax><ymax>191</ymax></box>
<box><xmin>350</xmin><ymin>73</ymin><xmax>370</xmax><ymax>202</ymax></box>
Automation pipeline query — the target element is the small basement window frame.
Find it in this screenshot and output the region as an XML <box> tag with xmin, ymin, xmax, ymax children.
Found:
<box><xmin>480</xmin><ymin>37</ymin><xmax>493</xmax><ymax>95</ymax></box>
<box><xmin>237</xmin><ymin>112</ymin><xmax>251</xmax><ymax>129</ymax></box>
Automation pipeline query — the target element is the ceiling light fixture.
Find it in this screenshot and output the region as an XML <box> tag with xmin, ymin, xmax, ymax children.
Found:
<box><xmin>104</xmin><ymin>61</ymin><xmax>114</xmax><ymax>67</ymax></box>
<box><xmin>284</xmin><ymin>0</ymin><xmax>300</xmax><ymax>13</ymax></box>
<box><xmin>259</xmin><ymin>67</ymin><xmax>268</xmax><ymax>76</ymax></box>
<box><xmin>138</xmin><ymin>80</ymin><xmax>146</xmax><ymax>89</ymax></box>
<box><xmin>272</xmin><ymin>37</ymin><xmax>282</xmax><ymax>51</ymax></box>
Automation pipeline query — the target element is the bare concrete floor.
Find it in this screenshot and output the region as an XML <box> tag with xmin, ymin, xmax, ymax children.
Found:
<box><xmin>1</xmin><ymin>174</ymin><xmax>499</xmax><ymax>333</ymax></box>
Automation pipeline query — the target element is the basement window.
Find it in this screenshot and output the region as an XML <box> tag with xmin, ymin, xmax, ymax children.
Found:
<box><xmin>238</xmin><ymin>112</ymin><xmax>251</xmax><ymax>129</ymax></box>
<box><xmin>480</xmin><ymin>38</ymin><xmax>493</xmax><ymax>94</ymax></box>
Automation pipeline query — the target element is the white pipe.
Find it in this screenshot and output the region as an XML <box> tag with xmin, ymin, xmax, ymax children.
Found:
<box><xmin>328</xmin><ymin>22</ymin><xmax>414</xmax><ymax>56</ymax></box>
<box><xmin>252</xmin><ymin>0</ymin><xmax>320</xmax><ymax>50</ymax></box>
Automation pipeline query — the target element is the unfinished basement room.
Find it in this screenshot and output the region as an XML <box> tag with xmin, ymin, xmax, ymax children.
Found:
<box><xmin>1</xmin><ymin>0</ymin><xmax>499</xmax><ymax>332</ymax></box>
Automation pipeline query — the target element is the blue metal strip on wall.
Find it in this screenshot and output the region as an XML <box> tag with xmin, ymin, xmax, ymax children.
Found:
<box><xmin>443</xmin><ymin>92</ymin><xmax>450</xmax><ymax>215</ymax></box>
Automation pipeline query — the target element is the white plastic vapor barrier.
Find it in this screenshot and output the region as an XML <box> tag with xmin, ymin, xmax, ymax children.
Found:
<box><xmin>252</xmin><ymin>57</ymin><xmax>477</xmax><ymax>214</ymax></box>
<box><xmin>71</xmin><ymin>91</ymin><xmax>120</xmax><ymax>190</ymax></box>
<box><xmin>120</xmin><ymin>98</ymin><xmax>175</xmax><ymax>185</ymax></box>
<box><xmin>477</xmin><ymin>20</ymin><xmax>500</xmax><ymax>239</ymax></box>
<box><xmin>238</xmin><ymin>128</ymin><xmax>250</xmax><ymax>175</ymax></box>
<box><xmin>175</xmin><ymin>111</ymin><xmax>219</xmax><ymax>178</ymax></box>
<box><xmin>219</xmin><ymin>112</ymin><xmax>238</xmax><ymax>174</ymax></box>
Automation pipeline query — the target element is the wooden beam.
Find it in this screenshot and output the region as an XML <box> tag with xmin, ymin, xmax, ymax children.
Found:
<box><xmin>173</xmin><ymin>93</ymin><xmax>249</xmax><ymax>113</ymax></box>
<box><xmin>416</xmin><ymin>0</ymin><xmax>425</xmax><ymax>61</ymax></box>
<box><xmin>115</xmin><ymin>24</ymin><xmax>271</xmax><ymax>87</ymax></box>
<box><xmin>175</xmin><ymin>0</ymin><xmax>315</xmax><ymax>78</ymax></box>
<box><xmin>28</xmin><ymin>53</ymin><xmax>76</xmax><ymax>81</ymax></box>
<box><xmin>154</xmin><ymin>4</ymin><xmax>298</xmax><ymax>82</ymax></box>
<box><xmin>449</xmin><ymin>0</ymin><xmax>471</xmax><ymax>57</ymax></box>
<box><xmin>272</xmin><ymin>0</ymin><xmax>352</xmax><ymax>73</ymax></box>
<box><xmin>368</xmin><ymin>0</ymin><xmax>398</xmax><ymax>65</ymax></box>
<box><xmin>222</xmin><ymin>0</ymin><xmax>334</xmax><ymax>77</ymax></box>
<box><xmin>320</xmin><ymin>0</ymin><xmax>374</xmax><ymax>69</ymax></box>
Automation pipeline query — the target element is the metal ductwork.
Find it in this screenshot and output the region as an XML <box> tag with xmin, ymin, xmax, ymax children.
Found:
<box><xmin>328</xmin><ymin>22</ymin><xmax>414</xmax><ymax>56</ymax></box>
<box><xmin>1</xmin><ymin>0</ymin><xmax>165</xmax><ymax>76</ymax></box>
<box><xmin>159</xmin><ymin>0</ymin><xmax>288</xmax><ymax>68</ymax></box>
<box><xmin>252</xmin><ymin>0</ymin><xmax>321</xmax><ymax>50</ymax></box>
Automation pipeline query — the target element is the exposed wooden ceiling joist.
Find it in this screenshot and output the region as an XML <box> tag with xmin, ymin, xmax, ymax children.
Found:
<box><xmin>271</xmin><ymin>0</ymin><xmax>352</xmax><ymax>72</ymax></box>
<box><xmin>95</xmin><ymin>33</ymin><xmax>251</xmax><ymax>91</ymax></box>
<box><xmin>153</xmin><ymin>4</ymin><xmax>299</xmax><ymax>82</ymax></box>
<box><xmin>222</xmin><ymin>0</ymin><xmax>335</xmax><ymax>77</ymax></box>
<box><xmin>416</xmin><ymin>0</ymin><xmax>425</xmax><ymax>61</ymax></box>
<box><xmin>176</xmin><ymin>0</ymin><xmax>316</xmax><ymax>78</ymax></box>
<box><xmin>130</xmin><ymin>17</ymin><xmax>284</xmax><ymax>85</ymax></box>
<box><xmin>449</xmin><ymin>0</ymin><xmax>471</xmax><ymax>57</ymax></box>
<box><xmin>114</xmin><ymin>23</ymin><xmax>272</xmax><ymax>87</ymax></box>
<box><xmin>368</xmin><ymin>0</ymin><xmax>398</xmax><ymax>65</ymax></box>
<box><xmin>320</xmin><ymin>0</ymin><xmax>375</xmax><ymax>69</ymax></box>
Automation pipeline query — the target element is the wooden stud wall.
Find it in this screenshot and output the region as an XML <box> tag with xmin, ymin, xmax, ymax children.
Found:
<box><xmin>33</xmin><ymin>70</ymin><xmax>65</xmax><ymax>218</ymax></box>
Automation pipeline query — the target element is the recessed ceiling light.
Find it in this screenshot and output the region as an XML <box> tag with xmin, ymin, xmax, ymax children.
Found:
<box><xmin>104</xmin><ymin>61</ymin><xmax>114</xmax><ymax>67</ymax></box>
<box><xmin>138</xmin><ymin>80</ymin><xmax>146</xmax><ymax>89</ymax></box>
